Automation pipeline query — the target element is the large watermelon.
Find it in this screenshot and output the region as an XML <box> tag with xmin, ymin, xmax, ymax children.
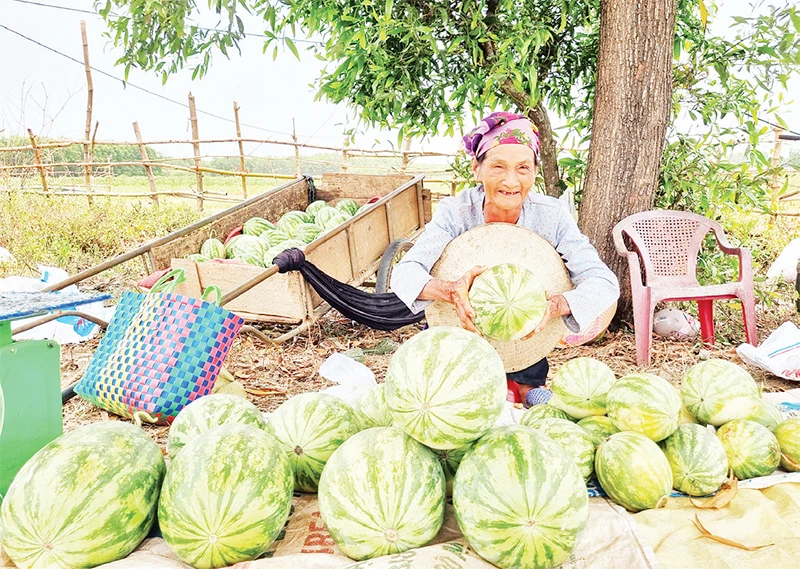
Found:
<box><xmin>200</xmin><ymin>237</ymin><xmax>226</xmax><ymax>259</ymax></box>
<box><xmin>159</xmin><ymin>424</ymin><xmax>293</xmax><ymax>569</ymax></box>
<box><xmin>431</xmin><ymin>443</ymin><xmax>473</xmax><ymax>496</ymax></box>
<box><xmin>314</xmin><ymin>206</ymin><xmax>341</xmax><ymax>227</ymax></box>
<box><xmin>745</xmin><ymin>398</ymin><xmax>783</xmax><ymax>432</ymax></box>
<box><xmin>606</xmin><ymin>373</ymin><xmax>680</xmax><ymax>442</ymax></box>
<box><xmin>318</xmin><ymin>427</ymin><xmax>445</xmax><ymax>560</ymax></box>
<box><xmin>595</xmin><ymin>431</ymin><xmax>672</xmax><ymax>512</ymax></box>
<box><xmin>335</xmin><ymin>198</ymin><xmax>360</xmax><ymax>217</ymax></box>
<box><xmin>716</xmin><ymin>419</ymin><xmax>780</xmax><ymax>479</ymax></box>
<box><xmin>259</xmin><ymin>228</ymin><xmax>291</xmax><ymax>246</ymax></box>
<box><xmin>167</xmin><ymin>394</ymin><xmax>268</xmax><ymax>459</ymax></box>
<box><xmin>549</xmin><ymin>357</ymin><xmax>617</xmax><ymax>419</ymax></box>
<box><xmin>276</xmin><ymin>211</ymin><xmax>310</xmax><ymax>236</ymax></box>
<box><xmin>322</xmin><ymin>212</ymin><xmax>349</xmax><ymax>230</ymax></box>
<box><xmin>519</xmin><ymin>404</ymin><xmax>575</xmax><ymax>428</ymax></box>
<box><xmin>264</xmin><ymin>239</ymin><xmax>306</xmax><ymax>265</ymax></box>
<box><xmin>305</xmin><ymin>199</ymin><xmax>327</xmax><ymax>218</ymax></box>
<box><xmin>776</xmin><ymin>418</ymin><xmax>800</xmax><ymax>471</ymax></box>
<box><xmin>662</xmin><ymin>423</ymin><xmax>728</xmax><ymax>496</ymax></box>
<box><xmin>265</xmin><ymin>393</ymin><xmax>361</xmax><ymax>492</ymax></box>
<box><xmin>225</xmin><ymin>234</ymin><xmax>268</xmax><ymax>262</ymax></box>
<box><xmin>530</xmin><ymin>418</ymin><xmax>595</xmax><ymax>481</ymax></box>
<box><xmin>0</xmin><ymin>422</ymin><xmax>164</xmax><ymax>569</ymax></box>
<box><xmin>681</xmin><ymin>359</ymin><xmax>759</xmax><ymax>426</ymax></box>
<box><xmin>243</xmin><ymin>217</ymin><xmax>275</xmax><ymax>236</ymax></box>
<box><xmin>453</xmin><ymin>425</ymin><xmax>589</xmax><ymax>569</ymax></box>
<box><xmin>467</xmin><ymin>263</ymin><xmax>547</xmax><ymax>342</ymax></box>
<box><xmin>577</xmin><ymin>415</ymin><xmax>619</xmax><ymax>448</ymax></box>
<box><xmin>293</xmin><ymin>223</ymin><xmax>324</xmax><ymax>243</ymax></box>
<box><xmin>352</xmin><ymin>384</ymin><xmax>393</xmax><ymax>429</ymax></box>
<box><xmin>385</xmin><ymin>326</ymin><xmax>506</xmax><ymax>449</ymax></box>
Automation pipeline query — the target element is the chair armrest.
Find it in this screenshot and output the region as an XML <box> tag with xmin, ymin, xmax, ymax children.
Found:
<box><xmin>613</xmin><ymin>224</ymin><xmax>646</xmax><ymax>288</ymax></box>
<box><xmin>711</xmin><ymin>228</ymin><xmax>753</xmax><ymax>282</ymax></box>
<box><xmin>711</xmin><ymin>227</ymin><xmax>742</xmax><ymax>256</ymax></box>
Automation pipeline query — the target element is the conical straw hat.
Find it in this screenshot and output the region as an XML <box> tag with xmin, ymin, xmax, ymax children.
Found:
<box><xmin>425</xmin><ymin>223</ymin><xmax>574</xmax><ymax>372</ymax></box>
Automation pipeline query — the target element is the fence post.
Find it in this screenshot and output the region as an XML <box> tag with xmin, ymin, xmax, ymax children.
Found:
<box><xmin>401</xmin><ymin>137</ymin><xmax>411</xmax><ymax>172</ymax></box>
<box><xmin>293</xmin><ymin>119</ymin><xmax>301</xmax><ymax>178</ymax></box>
<box><xmin>80</xmin><ymin>20</ymin><xmax>94</xmax><ymax>205</ymax></box>
<box><xmin>188</xmin><ymin>92</ymin><xmax>204</xmax><ymax>211</ymax></box>
<box><xmin>342</xmin><ymin>136</ymin><xmax>349</xmax><ymax>172</ymax></box>
<box><xmin>133</xmin><ymin>122</ymin><xmax>159</xmax><ymax>206</ymax></box>
<box><xmin>233</xmin><ymin>101</ymin><xmax>248</xmax><ymax>199</ymax></box>
<box><xmin>27</xmin><ymin>129</ymin><xmax>49</xmax><ymax>195</ymax></box>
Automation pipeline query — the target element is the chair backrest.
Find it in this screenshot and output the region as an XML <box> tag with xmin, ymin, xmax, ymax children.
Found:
<box><xmin>613</xmin><ymin>210</ymin><xmax>719</xmax><ymax>287</ymax></box>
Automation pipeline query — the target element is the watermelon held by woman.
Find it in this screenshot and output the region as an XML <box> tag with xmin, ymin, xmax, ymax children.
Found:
<box><xmin>385</xmin><ymin>326</ymin><xmax>506</xmax><ymax>449</ymax></box>
<box><xmin>167</xmin><ymin>393</ymin><xmax>268</xmax><ymax>459</ymax></box>
<box><xmin>606</xmin><ymin>373</ymin><xmax>680</xmax><ymax>442</ymax></box>
<box><xmin>0</xmin><ymin>422</ymin><xmax>165</xmax><ymax>569</ymax></box>
<box><xmin>716</xmin><ymin>419</ymin><xmax>781</xmax><ymax>480</ymax></box>
<box><xmin>158</xmin><ymin>423</ymin><xmax>293</xmax><ymax>569</ymax></box>
<box><xmin>265</xmin><ymin>393</ymin><xmax>361</xmax><ymax>493</ymax></box>
<box><xmin>681</xmin><ymin>359</ymin><xmax>759</xmax><ymax>426</ymax></box>
<box><xmin>662</xmin><ymin>423</ymin><xmax>729</xmax><ymax>496</ymax></box>
<box><xmin>318</xmin><ymin>427</ymin><xmax>446</xmax><ymax>560</ymax></box>
<box><xmin>548</xmin><ymin>357</ymin><xmax>617</xmax><ymax>419</ymax></box>
<box><xmin>595</xmin><ymin>431</ymin><xmax>672</xmax><ymax>512</ymax></box>
<box><xmin>468</xmin><ymin>263</ymin><xmax>547</xmax><ymax>342</ymax></box>
<box><xmin>453</xmin><ymin>425</ymin><xmax>589</xmax><ymax>569</ymax></box>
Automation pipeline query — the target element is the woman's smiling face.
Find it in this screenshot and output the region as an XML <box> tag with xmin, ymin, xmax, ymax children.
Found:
<box><xmin>472</xmin><ymin>144</ymin><xmax>537</xmax><ymax>213</ymax></box>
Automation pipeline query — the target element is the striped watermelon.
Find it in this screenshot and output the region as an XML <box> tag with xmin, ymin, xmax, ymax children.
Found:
<box><xmin>530</xmin><ymin>418</ymin><xmax>595</xmax><ymax>481</ymax></box>
<box><xmin>259</xmin><ymin>228</ymin><xmax>291</xmax><ymax>246</ymax></box>
<box><xmin>318</xmin><ymin>427</ymin><xmax>445</xmax><ymax>560</ymax></box>
<box><xmin>335</xmin><ymin>199</ymin><xmax>360</xmax><ymax>217</ymax></box>
<box><xmin>595</xmin><ymin>431</ymin><xmax>672</xmax><ymax>512</ymax></box>
<box><xmin>577</xmin><ymin>415</ymin><xmax>619</xmax><ymax>448</ymax></box>
<box><xmin>306</xmin><ymin>200</ymin><xmax>327</xmax><ymax>218</ymax></box>
<box><xmin>606</xmin><ymin>373</ymin><xmax>680</xmax><ymax>442</ymax></box>
<box><xmin>745</xmin><ymin>399</ymin><xmax>783</xmax><ymax>432</ymax></box>
<box><xmin>167</xmin><ymin>394</ymin><xmax>268</xmax><ymax>459</ymax></box>
<box><xmin>225</xmin><ymin>235</ymin><xmax>268</xmax><ymax>262</ymax></box>
<box><xmin>776</xmin><ymin>418</ymin><xmax>800</xmax><ymax>471</ymax></box>
<box><xmin>681</xmin><ymin>359</ymin><xmax>759</xmax><ymax>426</ymax></box>
<box><xmin>322</xmin><ymin>212</ymin><xmax>349</xmax><ymax>230</ymax></box>
<box><xmin>352</xmin><ymin>384</ymin><xmax>393</xmax><ymax>429</ymax></box>
<box><xmin>293</xmin><ymin>223</ymin><xmax>324</xmax><ymax>243</ymax></box>
<box><xmin>549</xmin><ymin>357</ymin><xmax>617</xmax><ymax>418</ymax></box>
<box><xmin>243</xmin><ymin>217</ymin><xmax>275</xmax><ymax>236</ymax></box>
<box><xmin>200</xmin><ymin>237</ymin><xmax>226</xmax><ymax>259</ymax></box>
<box><xmin>277</xmin><ymin>211</ymin><xmax>311</xmax><ymax>236</ymax></box>
<box><xmin>453</xmin><ymin>426</ymin><xmax>589</xmax><ymax>569</ymax></box>
<box><xmin>265</xmin><ymin>393</ymin><xmax>361</xmax><ymax>493</ymax></box>
<box><xmin>717</xmin><ymin>420</ymin><xmax>780</xmax><ymax>479</ymax></box>
<box><xmin>662</xmin><ymin>424</ymin><xmax>728</xmax><ymax>496</ymax></box>
<box><xmin>385</xmin><ymin>326</ymin><xmax>506</xmax><ymax>449</ymax></box>
<box><xmin>186</xmin><ymin>253</ymin><xmax>210</xmax><ymax>263</ymax></box>
<box><xmin>159</xmin><ymin>423</ymin><xmax>293</xmax><ymax>568</ymax></box>
<box><xmin>680</xmin><ymin>403</ymin><xmax>700</xmax><ymax>425</ymax></box>
<box><xmin>431</xmin><ymin>443</ymin><xmax>473</xmax><ymax>496</ymax></box>
<box><xmin>519</xmin><ymin>404</ymin><xmax>575</xmax><ymax>428</ymax></box>
<box><xmin>314</xmin><ymin>206</ymin><xmax>341</xmax><ymax>227</ymax></box>
<box><xmin>0</xmin><ymin>422</ymin><xmax>164</xmax><ymax>569</ymax></box>
<box><xmin>468</xmin><ymin>263</ymin><xmax>547</xmax><ymax>342</ymax></box>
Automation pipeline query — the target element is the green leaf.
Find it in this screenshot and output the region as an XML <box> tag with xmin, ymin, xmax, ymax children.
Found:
<box><xmin>698</xmin><ymin>0</ymin><xmax>709</xmax><ymax>29</ymax></box>
<box><xmin>285</xmin><ymin>37</ymin><xmax>300</xmax><ymax>60</ymax></box>
<box><xmin>774</xmin><ymin>114</ymin><xmax>790</xmax><ymax>131</ymax></box>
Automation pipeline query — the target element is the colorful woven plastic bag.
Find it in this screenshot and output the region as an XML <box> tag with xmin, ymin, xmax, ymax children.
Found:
<box><xmin>75</xmin><ymin>270</ymin><xmax>244</xmax><ymax>423</ymax></box>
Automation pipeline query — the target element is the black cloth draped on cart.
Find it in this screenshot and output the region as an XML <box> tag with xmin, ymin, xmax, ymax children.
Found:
<box><xmin>274</xmin><ymin>249</ymin><xmax>424</xmax><ymax>331</ymax></box>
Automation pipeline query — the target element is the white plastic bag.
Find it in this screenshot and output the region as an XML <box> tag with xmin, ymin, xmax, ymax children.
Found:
<box><xmin>736</xmin><ymin>322</ymin><xmax>800</xmax><ymax>380</ymax></box>
<box><xmin>318</xmin><ymin>353</ymin><xmax>377</xmax><ymax>404</ymax></box>
<box><xmin>766</xmin><ymin>238</ymin><xmax>800</xmax><ymax>283</ymax></box>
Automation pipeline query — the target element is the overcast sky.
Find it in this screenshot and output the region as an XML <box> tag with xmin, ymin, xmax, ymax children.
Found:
<box><xmin>1</xmin><ymin>0</ymin><xmax>797</xmax><ymax>160</ymax></box>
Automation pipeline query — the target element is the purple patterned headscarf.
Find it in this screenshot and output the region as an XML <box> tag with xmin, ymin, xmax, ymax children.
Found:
<box><xmin>462</xmin><ymin>111</ymin><xmax>540</xmax><ymax>163</ymax></box>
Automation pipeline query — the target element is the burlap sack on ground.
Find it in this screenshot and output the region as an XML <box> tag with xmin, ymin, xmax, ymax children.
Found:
<box><xmin>1</xmin><ymin>495</ymin><xmax>660</xmax><ymax>569</ymax></box>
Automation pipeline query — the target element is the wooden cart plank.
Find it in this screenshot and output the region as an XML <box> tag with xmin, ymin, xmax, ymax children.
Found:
<box><xmin>317</xmin><ymin>173</ymin><xmax>413</xmax><ymax>202</ymax></box>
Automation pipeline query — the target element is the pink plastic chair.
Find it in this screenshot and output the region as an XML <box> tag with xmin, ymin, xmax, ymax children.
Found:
<box><xmin>613</xmin><ymin>211</ymin><xmax>757</xmax><ymax>366</ymax></box>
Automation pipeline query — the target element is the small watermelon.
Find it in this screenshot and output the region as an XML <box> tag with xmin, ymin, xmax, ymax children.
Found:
<box><xmin>0</xmin><ymin>422</ymin><xmax>164</xmax><ymax>569</ymax></box>
<box><xmin>606</xmin><ymin>373</ymin><xmax>680</xmax><ymax>442</ymax></box>
<box><xmin>167</xmin><ymin>394</ymin><xmax>268</xmax><ymax>459</ymax></box>
<box><xmin>186</xmin><ymin>253</ymin><xmax>209</xmax><ymax>263</ymax></box>
<box><xmin>432</xmin><ymin>443</ymin><xmax>473</xmax><ymax>496</ymax></box>
<box><xmin>549</xmin><ymin>357</ymin><xmax>617</xmax><ymax>418</ymax></box>
<box><xmin>335</xmin><ymin>198</ymin><xmax>360</xmax><ymax>217</ymax></box>
<box><xmin>595</xmin><ymin>431</ymin><xmax>672</xmax><ymax>512</ymax></box>
<box><xmin>662</xmin><ymin>423</ymin><xmax>729</xmax><ymax>496</ymax></box>
<box><xmin>277</xmin><ymin>211</ymin><xmax>312</xmax><ymax>236</ymax></box>
<box><xmin>519</xmin><ymin>404</ymin><xmax>575</xmax><ymax>428</ymax></box>
<box><xmin>159</xmin><ymin>424</ymin><xmax>293</xmax><ymax>568</ymax></box>
<box><xmin>264</xmin><ymin>239</ymin><xmax>305</xmax><ymax>265</ymax></box>
<box><xmin>530</xmin><ymin>418</ymin><xmax>596</xmax><ymax>480</ymax></box>
<box><xmin>776</xmin><ymin>418</ymin><xmax>800</xmax><ymax>471</ymax></box>
<box><xmin>356</xmin><ymin>203</ymin><xmax>373</xmax><ymax>215</ymax></box>
<box><xmin>681</xmin><ymin>359</ymin><xmax>759</xmax><ymax>426</ymax></box>
<box><xmin>265</xmin><ymin>393</ymin><xmax>361</xmax><ymax>493</ymax></box>
<box><xmin>717</xmin><ymin>419</ymin><xmax>780</xmax><ymax>479</ymax></box>
<box><xmin>453</xmin><ymin>425</ymin><xmax>588</xmax><ymax>569</ymax></box>
<box><xmin>200</xmin><ymin>237</ymin><xmax>226</xmax><ymax>259</ymax></box>
<box><xmin>293</xmin><ymin>223</ymin><xmax>324</xmax><ymax>243</ymax></box>
<box><xmin>468</xmin><ymin>263</ymin><xmax>547</xmax><ymax>342</ymax></box>
<box><xmin>225</xmin><ymin>234</ymin><xmax>268</xmax><ymax>261</ymax></box>
<box><xmin>243</xmin><ymin>217</ymin><xmax>275</xmax><ymax>236</ymax></box>
<box><xmin>322</xmin><ymin>212</ymin><xmax>349</xmax><ymax>230</ymax></box>
<box><xmin>306</xmin><ymin>200</ymin><xmax>327</xmax><ymax>218</ymax></box>
<box><xmin>385</xmin><ymin>326</ymin><xmax>506</xmax><ymax>449</ymax></box>
<box><xmin>577</xmin><ymin>415</ymin><xmax>619</xmax><ymax>447</ymax></box>
<box><xmin>314</xmin><ymin>206</ymin><xmax>341</xmax><ymax>227</ymax></box>
<box><xmin>352</xmin><ymin>384</ymin><xmax>393</xmax><ymax>429</ymax></box>
<box><xmin>259</xmin><ymin>228</ymin><xmax>291</xmax><ymax>246</ymax></box>
<box><xmin>318</xmin><ymin>427</ymin><xmax>445</xmax><ymax>560</ymax></box>
<box><xmin>745</xmin><ymin>398</ymin><xmax>783</xmax><ymax>432</ymax></box>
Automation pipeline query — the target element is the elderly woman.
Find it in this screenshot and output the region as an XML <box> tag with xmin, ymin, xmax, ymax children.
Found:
<box><xmin>390</xmin><ymin>112</ymin><xmax>620</xmax><ymax>407</ymax></box>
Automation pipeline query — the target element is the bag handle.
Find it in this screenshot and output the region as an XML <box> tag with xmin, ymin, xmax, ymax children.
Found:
<box><xmin>201</xmin><ymin>285</ymin><xmax>223</xmax><ymax>306</ymax></box>
<box><xmin>150</xmin><ymin>269</ymin><xmax>187</xmax><ymax>294</ymax></box>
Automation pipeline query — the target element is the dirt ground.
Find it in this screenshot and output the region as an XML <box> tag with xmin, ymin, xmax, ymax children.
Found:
<box><xmin>58</xmin><ymin>298</ymin><xmax>800</xmax><ymax>452</ymax></box>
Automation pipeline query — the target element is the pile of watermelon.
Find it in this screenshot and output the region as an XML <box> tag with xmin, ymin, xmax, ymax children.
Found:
<box><xmin>2</xmin><ymin>327</ymin><xmax>799</xmax><ymax>569</ymax></box>
<box><xmin>187</xmin><ymin>198</ymin><xmax>370</xmax><ymax>268</ymax></box>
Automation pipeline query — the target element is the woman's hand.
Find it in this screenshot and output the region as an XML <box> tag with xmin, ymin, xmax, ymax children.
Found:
<box><xmin>522</xmin><ymin>293</ymin><xmax>571</xmax><ymax>341</ymax></box>
<box><xmin>447</xmin><ymin>266</ymin><xmax>487</xmax><ymax>334</ymax></box>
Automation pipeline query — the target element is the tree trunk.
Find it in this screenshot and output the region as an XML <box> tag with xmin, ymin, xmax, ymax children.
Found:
<box><xmin>529</xmin><ymin>101</ymin><xmax>561</xmax><ymax>198</ymax></box>
<box><xmin>579</xmin><ymin>0</ymin><xmax>677</xmax><ymax>323</ymax></box>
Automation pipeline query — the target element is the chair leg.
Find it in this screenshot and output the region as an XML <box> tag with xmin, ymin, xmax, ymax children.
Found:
<box><xmin>740</xmin><ymin>294</ymin><xmax>757</xmax><ymax>346</ymax></box>
<box><xmin>633</xmin><ymin>299</ymin><xmax>654</xmax><ymax>366</ymax></box>
<box><xmin>697</xmin><ymin>300</ymin><xmax>715</xmax><ymax>346</ymax></box>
